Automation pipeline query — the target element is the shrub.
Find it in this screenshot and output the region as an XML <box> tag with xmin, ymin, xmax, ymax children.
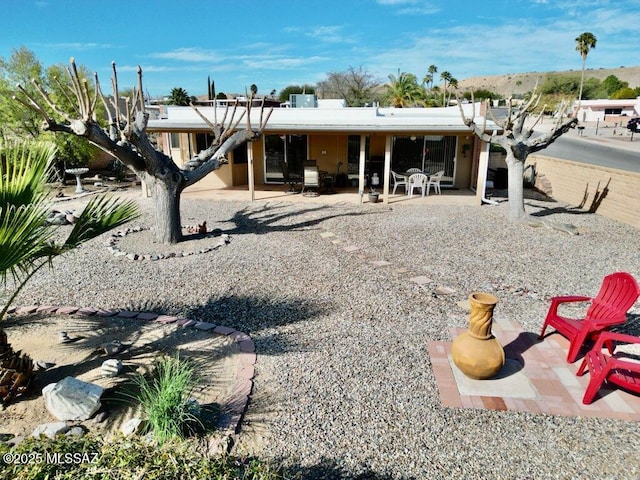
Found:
<box><xmin>0</xmin><ymin>434</ymin><xmax>287</xmax><ymax>480</ymax></box>
<box><xmin>134</xmin><ymin>355</ymin><xmax>202</xmax><ymax>443</ymax></box>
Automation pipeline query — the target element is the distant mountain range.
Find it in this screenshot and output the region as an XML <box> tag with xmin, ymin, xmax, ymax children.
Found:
<box><xmin>457</xmin><ymin>66</ymin><xmax>640</xmax><ymax>98</ymax></box>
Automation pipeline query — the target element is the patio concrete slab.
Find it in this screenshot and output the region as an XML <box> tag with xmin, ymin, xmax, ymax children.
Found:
<box><xmin>428</xmin><ymin>317</ymin><xmax>640</xmax><ymax>421</ymax></box>
<box><xmin>450</xmin><ymin>357</ymin><xmax>538</xmax><ymax>399</ymax></box>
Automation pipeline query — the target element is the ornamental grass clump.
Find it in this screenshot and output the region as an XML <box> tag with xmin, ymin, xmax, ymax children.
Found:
<box><xmin>134</xmin><ymin>355</ymin><xmax>202</xmax><ymax>443</ymax></box>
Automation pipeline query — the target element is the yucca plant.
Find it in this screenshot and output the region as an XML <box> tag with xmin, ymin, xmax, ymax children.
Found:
<box><xmin>0</xmin><ymin>140</ymin><xmax>139</xmax><ymax>404</ymax></box>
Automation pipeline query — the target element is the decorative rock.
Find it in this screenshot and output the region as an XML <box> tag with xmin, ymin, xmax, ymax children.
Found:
<box><xmin>101</xmin><ymin>359</ymin><xmax>123</xmax><ymax>377</ymax></box>
<box><xmin>121</xmin><ymin>417</ymin><xmax>144</xmax><ymax>437</ymax></box>
<box><xmin>46</xmin><ymin>212</ymin><xmax>68</xmax><ymax>225</ymax></box>
<box><xmin>65</xmin><ymin>426</ymin><xmax>86</xmax><ymax>438</ymax></box>
<box><xmin>31</xmin><ymin>422</ymin><xmax>70</xmax><ymax>439</ymax></box>
<box><xmin>42</xmin><ymin>377</ymin><xmax>104</xmax><ymax>421</ymax></box>
<box><xmin>93</xmin><ymin>411</ymin><xmax>109</xmax><ymax>423</ymax></box>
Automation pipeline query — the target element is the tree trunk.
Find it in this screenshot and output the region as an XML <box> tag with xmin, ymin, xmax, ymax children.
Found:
<box><xmin>505</xmin><ymin>152</ymin><xmax>526</xmax><ymax>220</ymax></box>
<box><xmin>146</xmin><ymin>175</ymin><xmax>184</xmax><ymax>244</ymax></box>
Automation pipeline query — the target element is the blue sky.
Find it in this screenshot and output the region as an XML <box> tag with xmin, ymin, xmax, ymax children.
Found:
<box><xmin>2</xmin><ymin>0</ymin><xmax>639</xmax><ymax>98</ymax></box>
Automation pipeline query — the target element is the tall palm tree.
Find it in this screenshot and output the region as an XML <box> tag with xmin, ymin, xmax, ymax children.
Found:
<box><xmin>422</xmin><ymin>73</ymin><xmax>433</xmax><ymax>89</ymax></box>
<box><xmin>427</xmin><ymin>64</ymin><xmax>438</xmax><ymax>89</ymax></box>
<box><xmin>446</xmin><ymin>77</ymin><xmax>459</xmax><ymax>106</ymax></box>
<box><xmin>440</xmin><ymin>71</ymin><xmax>452</xmax><ymax>106</ymax></box>
<box><xmin>385</xmin><ymin>71</ymin><xmax>424</xmax><ymax>107</ymax></box>
<box><xmin>0</xmin><ymin>140</ymin><xmax>139</xmax><ymax>404</ymax></box>
<box><xmin>575</xmin><ymin>32</ymin><xmax>597</xmax><ymax>115</ymax></box>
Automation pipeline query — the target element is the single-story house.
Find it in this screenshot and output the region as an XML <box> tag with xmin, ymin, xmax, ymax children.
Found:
<box><xmin>573</xmin><ymin>97</ymin><xmax>640</xmax><ymax>123</ymax></box>
<box><xmin>146</xmin><ymin>98</ymin><xmax>499</xmax><ymax>204</ymax></box>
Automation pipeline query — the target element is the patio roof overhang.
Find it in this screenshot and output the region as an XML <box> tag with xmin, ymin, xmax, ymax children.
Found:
<box><xmin>147</xmin><ymin>104</ymin><xmax>501</xmax><ymax>135</ymax></box>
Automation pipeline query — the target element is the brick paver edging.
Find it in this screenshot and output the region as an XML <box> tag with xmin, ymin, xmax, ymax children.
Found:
<box><xmin>6</xmin><ymin>305</ymin><xmax>256</xmax><ymax>451</ymax></box>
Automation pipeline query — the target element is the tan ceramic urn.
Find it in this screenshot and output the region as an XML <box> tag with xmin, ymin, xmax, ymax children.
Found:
<box><xmin>451</xmin><ymin>292</ymin><xmax>505</xmax><ymax>380</ymax></box>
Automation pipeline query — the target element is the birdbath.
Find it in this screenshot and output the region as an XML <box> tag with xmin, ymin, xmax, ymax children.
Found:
<box><xmin>65</xmin><ymin>167</ymin><xmax>90</xmax><ymax>194</ymax></box>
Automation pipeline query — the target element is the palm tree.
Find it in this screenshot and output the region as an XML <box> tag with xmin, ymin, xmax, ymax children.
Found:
<box><xmin>427</xmin><ymin>64</ymin><xmax>438</xmax><ymax>89</ymax></box>
<box><xmin>440</xmin><ymin>71</ymin><xmax>452</xmax><ymax>106</ymax></box>
<box><xmin>0</xmin><ymin>140</ymin><xmax>139</xmax><ymax>404</ymax></box>
<box><xmin>422</xmin><ymin>73</ymin><xmax>433</xmax><ymax>89</ymax></box>
<box><xmin>167</xmin><ymin>87</ymin><xmax>192</xmax><ymax>106</ymax></box>
<box><xmin>575</xmin><ymin>32</ymin><xmax>597</xmax><ymax>115</ymax></box>
<box><xmin>447</xmin><ymin>77</ymin><xmax>459</xmax><ymax>106</ymax></box>
<box><xmin>385</xmin><ymin>71</ymin><xmax>424</xmax><ymax>107</ymax></box>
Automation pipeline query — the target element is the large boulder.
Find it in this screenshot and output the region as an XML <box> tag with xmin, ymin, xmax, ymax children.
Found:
<box><xmin>42</xmin><ymin>376</ymin><xmax>104</xmax><ymax>421</ymax></box>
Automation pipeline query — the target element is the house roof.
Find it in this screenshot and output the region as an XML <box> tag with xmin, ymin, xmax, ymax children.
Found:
<box><xmin>574</xmin><ymin>98</ymin><xmax>640</xmax><ymax>109</ymax></box>
<box><xmin>147</xmin><ymin>103</ymin><xmax>497</xmax><ymax>134</ymax></box>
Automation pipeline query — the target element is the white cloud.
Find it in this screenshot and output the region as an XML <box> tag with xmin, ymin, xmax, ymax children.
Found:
<box><xmin>150</xmin><ymin>48</ymin><xmax>223</xmax><ymax>63</ymax></box>
<box><xmin>376</xmin><ymin>0</ymin><xmax>439</xmax><ymax>15</ymax></box>
<box><xmin>34</xmin><ymin>42</ymin><xmax>116</xmax><ymax>50</ymax></box>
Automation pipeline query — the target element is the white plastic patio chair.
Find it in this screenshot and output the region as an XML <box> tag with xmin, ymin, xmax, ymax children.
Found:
<box><xmin>391</xmin><ymin>170</ymin><xmax>408</xmax><ymax>194</ymax></box>
<box><xmin>408</xmin><ymin>173</ymin><xmax>428</xmax><ymax>198</ymax></box>
<box><xmin>426</xmin><ymin>170</ymin><xmax>445</xmax><ymax>195</ymax></box>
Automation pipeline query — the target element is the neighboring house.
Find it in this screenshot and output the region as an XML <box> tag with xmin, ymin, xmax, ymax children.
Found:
<box><xmin>146</xmin><ymin>99</ymin><xmax>498</xmax><ymax>204</ymax></box>
<box><xmin>573</xmin><ymin>97</ymin><xmax>640</xmax><ymax>123</ymax></box>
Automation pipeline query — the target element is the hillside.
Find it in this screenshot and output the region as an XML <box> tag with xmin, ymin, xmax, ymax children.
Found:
<box><xmin>457</xmin><ymin>66</ymin><xmax>640</xmax><ymax>98</ymax></box>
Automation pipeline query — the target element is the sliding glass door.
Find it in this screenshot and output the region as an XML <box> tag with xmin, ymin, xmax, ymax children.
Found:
<box><xmin>391</xmin><ymin>135</ymin><xmax>457</xmax><ymax>186</ymax></box>
<box><xmin>264</xmin><ymin>134</ymin><xmax>308</xmax><ymax>183</ymax></box>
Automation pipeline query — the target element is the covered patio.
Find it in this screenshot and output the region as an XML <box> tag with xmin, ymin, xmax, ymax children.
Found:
<box><xmin>148</xmin><ymin>100</ymin><xmax>499</xmax><ymax>207</ymax></box>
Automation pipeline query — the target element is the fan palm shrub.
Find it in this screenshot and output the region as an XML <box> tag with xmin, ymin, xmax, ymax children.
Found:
<box><xmin>0</xmin><ymin>140</ymin><xmax>139</xmax><ymax>404</ymax></box>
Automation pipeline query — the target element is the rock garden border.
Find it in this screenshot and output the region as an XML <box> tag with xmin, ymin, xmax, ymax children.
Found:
<box><xmin>106</xmin><ymin>227</ymin><xmax>231</xmax><ymax>261</ymax></box>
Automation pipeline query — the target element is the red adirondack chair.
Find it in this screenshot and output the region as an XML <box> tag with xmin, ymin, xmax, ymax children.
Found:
<box><xmin>577</xmin><ymin>331</ymin><xmax>640</xmax><ymax>404</ymax></box>
<box><xmin>538</xmin><ymin>272</ymin><xmax>640</xmax><ymax>363</ymax></box>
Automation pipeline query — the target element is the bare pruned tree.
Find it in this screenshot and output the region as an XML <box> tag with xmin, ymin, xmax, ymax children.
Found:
<box><xmin>14</xmin><ymin>58</ymin><xmax>272</xmax><ymax>244</ymax></box>
<box><xmin>458</xmin><ymin>89</ymin><xmax>578</xmax><ymax>232</ymax></box>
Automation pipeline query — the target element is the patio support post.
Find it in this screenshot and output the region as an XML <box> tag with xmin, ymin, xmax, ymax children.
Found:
<box><xmin>358</xmin><ymin>134</ymin><xmax>366</xmax><ymax>204</ymax></box>
<box><xmin>475</xmin><ymin>140</ymin><xmax>493</xmax><ymax>206</ymax></box>
<box><xmin>383</xmin><ymin>135</ymin><xmax>391</xmax><ymax>205</ymax></box>
<box><xmin>247</xmin><ymin>140</ymin><xmax>255</xmax><ymax>202</ymax></box>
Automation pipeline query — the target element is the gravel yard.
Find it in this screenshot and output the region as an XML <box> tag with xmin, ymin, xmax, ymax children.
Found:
<box><xmin>9</xmin><ymin>193</ymin><xmax>640</xmax><ymax>479</ymax></box>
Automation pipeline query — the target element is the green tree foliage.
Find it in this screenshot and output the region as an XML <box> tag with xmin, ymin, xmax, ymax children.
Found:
<box><xmin>541</xmin><ymin>74</ymin><xmax>581</xmax><ymax>95</ymax></box>
<box><xmin>167</xmin><ymin>87</ymin><xmax>192</xmax><ymax>106</ymax></box>
<box><xmin>463</xmin><ymin>89</ymin><xmax>502</xmax><ymax>101</ymax></box>
<box><xmin>0</xmin><ymin>48</ymin><xmax>97</xmax><ymax>170</ymax></box>
<box><xmin>602</xmin><ymin>75</ymin><xmax>628</xmax><ymax>96</ymax></box>
<box><xmin>0</xmin><ymin>46</ymin><xmax>44</xmax><ymax>139</ymax></box>
<box><xmin>278</xmin><ymin>84</ymin><xmax>316</xmax><ymax>103</ymax></box>
<box><xmin>385</xmin><ymin>71</ymin><xmax>424</xmax><ymax>107</ymax></box>
<box><xmin>610</xmin><ymin>87</ymin><xmax>638</xmax><ymax>99</ymax></box>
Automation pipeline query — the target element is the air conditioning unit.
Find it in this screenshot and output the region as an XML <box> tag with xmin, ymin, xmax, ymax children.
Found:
<box><xmin>289</xmin><ymin>94</ymin><xmax>317</xmax><ymax>108</ymax></box>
